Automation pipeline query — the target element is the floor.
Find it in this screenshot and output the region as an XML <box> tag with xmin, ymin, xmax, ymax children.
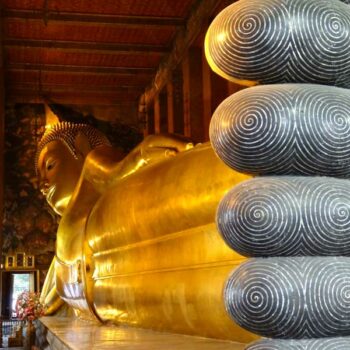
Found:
<box><xmin>38</xmin><ymin>317</ymin><xmax>246</xmax><ymax>350</ymax></box>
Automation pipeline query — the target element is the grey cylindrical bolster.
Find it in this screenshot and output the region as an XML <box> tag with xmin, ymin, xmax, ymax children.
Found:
<box><xmin>246</xmin><ymin>337</ymin><xmax>350</xmax><ymax>350</ymax></box>
<box><xmin>224</xmin><ymin>257</ymin><xmax>350</xmax><ymax>339</ymax></box>
<box><xmin>217</xmin><ymin>177</ymin><xmax>350</xmax><ymax>257</ymax></box>
<box><xmin>205</xmin><ymin>0</ymin><xmax>350</xmax><ymax>87</ymax></box>
<box><xmin>210</xmin><ymin>84</ymin><xmax>350</xmax><ymax>176</ymax></box>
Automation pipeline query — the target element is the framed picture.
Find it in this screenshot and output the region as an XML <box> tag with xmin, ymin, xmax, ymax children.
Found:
<box><xmin>26</xmin><ymin>255</ymin><xmax>35</xmax><ymax>268</ymax></box>
<box><xmin>6</xmin><ymin>256</ymin><xmax>15</xmax><ymax>268</ymax></box>
<box><xmin>16</xmin><ymin>253</ymin><xmax>24</xmax><ymax>267</ymax></box>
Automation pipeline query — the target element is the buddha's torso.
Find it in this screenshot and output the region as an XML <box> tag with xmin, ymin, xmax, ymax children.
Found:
<box><xmin>54</xmin><ymin>143</ymin><xmax>256</xmax><ymax>342</ymax></box>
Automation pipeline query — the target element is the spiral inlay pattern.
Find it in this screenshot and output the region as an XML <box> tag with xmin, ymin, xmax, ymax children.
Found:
<box><xmin>225</xmin><ymin>257</ymin><xmax>350</xmax><ymax>339</ymax></box>
<box><xmin>217</xmin><ymin>177</ymin><xmax>350</xmax><ymax>257</ymax></box>
<box><xmin>246</xmin><ymin>337</ymin><xmax>350</xmax><ymax>349</ymax></box>
<box><xmin>210</xmin><ymin>84</ymin><xmax>350</xmax><ymax>176</ymax></box>
<box><xmin>205</xmin><ymin>0</ymin><xmax>350</xmax><ymax>87</ymax></box>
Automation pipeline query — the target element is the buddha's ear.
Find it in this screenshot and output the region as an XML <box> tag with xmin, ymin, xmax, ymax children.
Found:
<box><xmin>74</xmin><ymin>132</ymin><xmax>92</xmax><ymax>159</ymax></box>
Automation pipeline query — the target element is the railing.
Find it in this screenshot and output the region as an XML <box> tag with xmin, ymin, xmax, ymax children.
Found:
<box><xmin>0</xmin><ymin>317</ymin><xmax>25</xmax><ymax>348</ymax></box>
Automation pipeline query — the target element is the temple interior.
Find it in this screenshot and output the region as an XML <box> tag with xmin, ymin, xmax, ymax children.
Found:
<box><xmin>1</xmin><ymin>0</ymin><xmax>350</xmax><ymax>349</ymax></box>
<box><xmin>0</xmin><ymin>0</ymin><xmax>252</xmax><ymax>349</ymax></box>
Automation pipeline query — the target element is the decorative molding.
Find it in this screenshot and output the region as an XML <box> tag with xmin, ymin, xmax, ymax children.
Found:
<box><xmin>5</xmin><ymin>253</ymin><xmax>35</xmax><ymax>269</ymax></box>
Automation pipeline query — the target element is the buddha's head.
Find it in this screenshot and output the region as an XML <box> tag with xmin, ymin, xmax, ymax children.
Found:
<box><xmin>36</xmin><ymin>122</ymin><xmax>111</xmax><ymax>216</ymax></box>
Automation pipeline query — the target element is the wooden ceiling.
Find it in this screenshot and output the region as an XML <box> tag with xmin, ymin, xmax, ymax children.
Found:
<box><xmin>1</xmin><ymin>0</ymin><xmax>229</xmax><ymax>124</ymax></box>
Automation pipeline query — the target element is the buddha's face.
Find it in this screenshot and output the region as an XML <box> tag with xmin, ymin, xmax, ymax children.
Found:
<box><xmin>37</xmin><ymin>140</ymin><xmax>84</xmax><ymax>216</ymax></box>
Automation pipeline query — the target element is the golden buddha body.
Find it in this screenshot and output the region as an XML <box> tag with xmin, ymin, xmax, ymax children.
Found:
<box><xmin>36</xmin><ymin>122</ymin><xmax>256</xmax><ymax>343</ymax></box>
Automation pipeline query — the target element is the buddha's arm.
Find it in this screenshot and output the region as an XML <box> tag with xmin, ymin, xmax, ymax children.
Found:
<box><xmin>83</xmin><ymin>134</ymin><xmax>193</xmax><ymax>193</ymax></box>
<box><xmin>113</xmin><ymin>134</ymin><xmax>193</xmax><ymax>178</ymax></box>
<box><xmin>40</xmin><ymin>256</ymin><xmax>65</xmax><ymax>315</ymax></box>
<box><xmin>82</xmin><ymin>145</ymin><xmax>125</xmax><ymax>193</ymax></box>
<box><xmin>44</xmin><ymin>285</ymin><xmax>65</xmax><ymax>315</ymax></box>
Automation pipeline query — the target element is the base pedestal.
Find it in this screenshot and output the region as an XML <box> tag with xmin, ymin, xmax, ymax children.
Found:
<box><xmin>35</xmin><ymin>316</ymin><xmax>247</xmax><ymax>350</ymax></box>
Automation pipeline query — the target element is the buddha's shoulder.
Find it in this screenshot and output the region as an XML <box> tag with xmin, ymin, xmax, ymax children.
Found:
<box><xmin>85</xmin><ymin>145</ymin><xmax>125</xmax><ymax>167</ymax></box>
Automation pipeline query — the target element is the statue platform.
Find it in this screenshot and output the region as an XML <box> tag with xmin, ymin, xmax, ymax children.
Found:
<box><xmin>35</xmin><ymin>317</ymin><xmax>246</xmax><ymax>350</ymax></box>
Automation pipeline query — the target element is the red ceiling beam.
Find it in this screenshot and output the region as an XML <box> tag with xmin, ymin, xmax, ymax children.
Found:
<box><xmin>7</xmin><ymin>89</ymin><xmax>140</xmax><ymax>106</ymax></box>
<box><xmin>8</xmin><ymin>83</ymin><xmax>144</xmax><ymax>93</ymax></box>
<box><xmin>2</xmin><ymin>9</ymin><xmax>185</xmax><ymax>28</ymax></box>
<box><xmin>4</xmin><ymin>38</ymin><xmax>169</xmax><ymax>54</ymax></box>
<box><xmin>6</xmin><ymin>69</ymin><xmax>152</xmax><ymax>87</ymax></box>
<box><xmin>7</xmin><ymin>63</ymin><xmax>155</xmax><ymax>75</ymax></box>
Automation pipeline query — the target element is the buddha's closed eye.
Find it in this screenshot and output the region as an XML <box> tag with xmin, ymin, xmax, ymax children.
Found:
<box><xmin>46</xmin><ymin>161</ymin><xmax>56</xmax><ymax>171</ymax></box>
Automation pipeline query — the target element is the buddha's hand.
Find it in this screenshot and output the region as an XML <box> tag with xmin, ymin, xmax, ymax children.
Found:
<box><xmin>140</xmin><ymin>134</ymin><xmax>194</xmax><ymax>163</ymax></box>
<box><xmin>113</xmin><ymin>134</ymin><xmax>194</xmax><ymax>180</ymax></box>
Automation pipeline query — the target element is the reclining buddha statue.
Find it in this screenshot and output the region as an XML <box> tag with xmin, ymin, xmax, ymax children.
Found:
<box><xmin>36</xmin><ymin>122</ymin><xmax>256</xmax><ymax>343</ymax></box>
